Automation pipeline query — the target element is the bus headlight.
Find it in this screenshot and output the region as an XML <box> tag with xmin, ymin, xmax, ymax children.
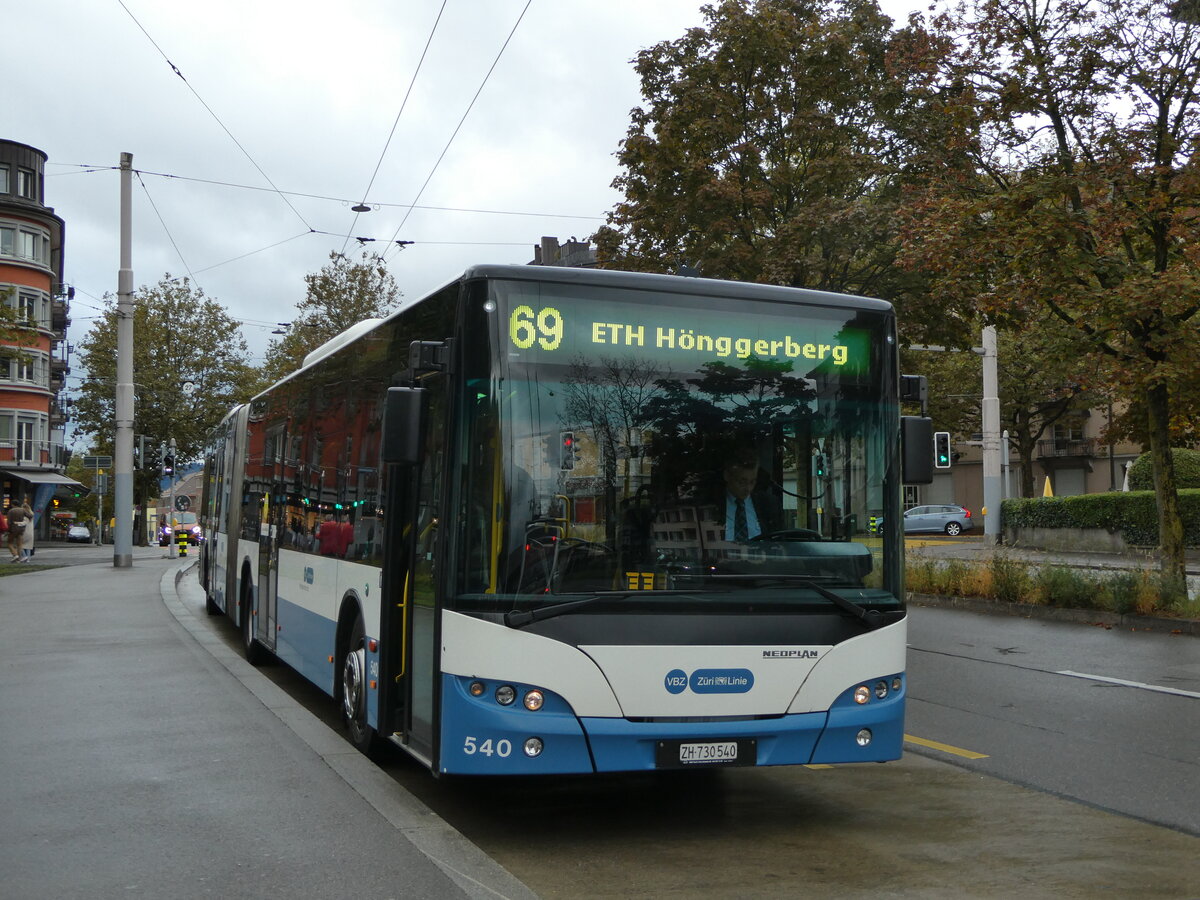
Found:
<box><xmin>854</xmin><ymin>685</ymin><xmax>871</xmax><ymax>704</ymax></box>
<box><xmin>874</xmin><ymin>680</ymin><xmax>888</xmax><ymax>700</ymax></box>
<box><xmin>468</xmin><ymin>681</ymin><xmax>486</xmax><ymax>697</ymax></box>
<box><xmin>523</xmin><ymin>737</ymin><xmax>544</xmax><ymax>757</ymax></box>
<box><xmin>495</xmin><ymin>685</ymin><xmax>516</xmax><ymax>705</ymax></box>
<box><xmin>523</xmin><ymin>689</ymin><xmax>544</xmax><ymax>711</ymax></box>
<box><xmin>856</xmin><ymin>729</ymin><xmax>873</xmax><ymax>747</ymax></box>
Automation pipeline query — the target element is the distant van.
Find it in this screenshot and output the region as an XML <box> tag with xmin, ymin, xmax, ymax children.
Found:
<box><xmin>159</xmin><ymin>510</ymin><xmax>202</xmax><ymax>546</ymax></box>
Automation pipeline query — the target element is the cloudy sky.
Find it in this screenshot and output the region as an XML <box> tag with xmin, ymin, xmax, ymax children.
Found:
<box><xmin>10</xmin><ymin>0</ymin><xmax>925</xmax><ymax>405</ymax></box>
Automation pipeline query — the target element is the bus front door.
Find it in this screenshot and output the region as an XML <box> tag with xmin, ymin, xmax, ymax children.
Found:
<box><xmin>379</xmin><ymin>374</ymin><xmax>445</xmax><ymax>766</ymax></box>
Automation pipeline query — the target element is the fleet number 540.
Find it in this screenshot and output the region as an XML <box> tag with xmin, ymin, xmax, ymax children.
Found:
<box><xmin>463</xmin><ymin>736</ymin><xmax>512</xmax><ymax>757</ymax></box>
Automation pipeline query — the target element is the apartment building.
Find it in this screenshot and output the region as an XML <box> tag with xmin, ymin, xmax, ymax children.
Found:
<box><xmin>0</xmin><ymin>139</ymin><xmax>76</xmax><ymax>531</ymax></box>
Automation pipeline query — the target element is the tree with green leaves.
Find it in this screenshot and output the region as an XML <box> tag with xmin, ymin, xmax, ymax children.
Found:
<box><xmin>261</xmin><ymin>251</ymin><xmax>402</xmax><ymax>384</ymax></box>
<box><xmin>897</xmin><ymin>0</ymin><xmax>1200</xmax><ymax>597</ymax></box>
<box><xmin>593</xmin><ymin>0</ymin><xmax>959</xmax><ymax>340</ymax></box>
<box><xmin>73</xmin><ymin>275</ymin><xmax>258</xmax><ymax>537</ymax></box>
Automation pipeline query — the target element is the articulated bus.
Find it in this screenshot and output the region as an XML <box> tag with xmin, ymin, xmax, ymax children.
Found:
<box><xmin>199</xmin><ymin>265</ymin><xmax>933</xmax><ymax>775</ymax></box>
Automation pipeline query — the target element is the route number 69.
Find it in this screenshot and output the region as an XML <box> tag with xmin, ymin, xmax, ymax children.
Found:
<box><xmin>509</xmin><ymin>305</ymin><xmax>563</xmax><ymax>351</ymax></box>
<box><xmin>463</xmin><ymin>736</ymin><xmax>512</xmax><ymax>757</ymax></box>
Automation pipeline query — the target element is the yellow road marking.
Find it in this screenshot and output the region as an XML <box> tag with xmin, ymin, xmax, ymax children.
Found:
<box><xmin>904</xmin><ymin>734</ymin><xmax>989</xmax><ymax>760</ymax></box>
<box><xmin>804</xmin><ymin>764</ymin><xmax>835</xmax><ymax>770</ymax></box>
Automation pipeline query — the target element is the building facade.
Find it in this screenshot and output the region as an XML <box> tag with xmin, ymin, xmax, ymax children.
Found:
<box><xmin>0</xmin><ymin>139</ymin><xmax>75</xmax><ymax>533</ymax></box>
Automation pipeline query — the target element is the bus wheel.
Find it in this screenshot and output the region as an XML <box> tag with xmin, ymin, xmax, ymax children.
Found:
<box><xmin>240</xmin><ymin>584</ymin><xmax>267</xmax><ymax>666</ymax></box>
<box><xmin>341</xmin><ymin>617</ymin><xmax>376</xmax><ymax>754</ymax></box>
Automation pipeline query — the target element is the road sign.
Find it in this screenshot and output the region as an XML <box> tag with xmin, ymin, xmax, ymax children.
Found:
<box><xmin>175</xmin><ymin>495</ymin><xmax>190</xmax><ymax>511</ymax></box>
<box><xmin>83</xmin><ymin>455</ymin><xmax>113</xmax><ymax>468</ymax></box>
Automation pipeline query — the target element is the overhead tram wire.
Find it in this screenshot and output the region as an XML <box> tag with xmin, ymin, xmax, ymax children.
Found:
<box><xmin>117</xmin><ymin>0</ymin><xmax>315</xmax><ymax>234</ymax></box>
<box><xmin>382</xmin><ymin>0</ymin><xmax>535</xmax><ymax>264</ymax></box>
<box><xmin>339</xmin><ymin>0</ymin><xmax>450</xmax><ymax>258</ymax></box>
<box><xmin>193</xmin><ymin>231</ymin><xmax>311</xmax><ymax>275</ymax></box>
<box><xmin>62</xmin><ymin>164</ymin><xmax>604</xmax><ymax>222</ymax></box>
<box><xmin>135</xmin><ymin>171</ymin><xmax>199</xmax><ymax>287</ymax></box>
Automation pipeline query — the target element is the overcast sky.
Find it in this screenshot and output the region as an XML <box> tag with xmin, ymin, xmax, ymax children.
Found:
<box><xmin>9</xmin><ymin>0</ymin><xmax>925</xmax><ymax>412</ymax></box>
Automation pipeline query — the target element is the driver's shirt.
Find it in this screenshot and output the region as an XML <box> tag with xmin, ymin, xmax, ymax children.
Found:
<box><xmin>724</xmin><ymin>493</ymin><xmax>762</xmax><ymax>541</ymax></box>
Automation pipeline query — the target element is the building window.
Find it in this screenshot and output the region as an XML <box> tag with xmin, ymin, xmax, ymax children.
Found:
<box><xmin>17</xmin><ymin>418</ymin><xmax>36</xmax><ymax>462</ymax></box>
<box><xmin>0</xmin><ymin>226</ymin><xmax>12</xmax><ymax>256</ymax></box>
<box><xmin>0</xmin><ymin>165</ymin><xmax>8</xmax><ymax>194</ymax></box>
<box><xmin>16</xmin><ymin>291</ymin><xmax>48</xmax><ymax>328</ymax></box>
<box><xmin>16</xmin><ymin>168</ymin><xmax>36</xmax><ymax>200</ymax></box>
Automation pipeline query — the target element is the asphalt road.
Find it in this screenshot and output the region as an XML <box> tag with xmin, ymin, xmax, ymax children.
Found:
<box><xmin>175</xmin><ymin>564</ymin><xmax>1200</xmax><ymax>897</ymax></box>
<box><xmin>906</xmin><ymin>604</ymin><xmax>1200</xmax><ymax>835</ymax></box>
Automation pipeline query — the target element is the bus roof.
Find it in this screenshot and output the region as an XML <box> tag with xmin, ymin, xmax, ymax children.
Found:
<box><xmin>460</xmin><ymin>264</ymin><xmax>894</xmax><ymax>314</ymax></box>
<box><xmin>256</xmin><ymin>266</ymin><xmax>894</xmax><ymax>397</ymax></box>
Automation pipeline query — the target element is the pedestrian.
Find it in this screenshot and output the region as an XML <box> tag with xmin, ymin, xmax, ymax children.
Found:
<box><xmin>6</xmin><ymin>499</ymin><xmax>31</xmax><ymax>562</ymax></box>
<box><xmin>19</xmin><ymin>500</ymin><xmax>35</xmax><ymax>561</ymax></box>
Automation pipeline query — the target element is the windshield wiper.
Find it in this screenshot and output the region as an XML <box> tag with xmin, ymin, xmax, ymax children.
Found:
<box><xmin>504</xmin><ymin>590</ymin><xmax>723</xmax><ymax>628</ymax></box>
<box><xmin>692</xmin><ymin>575</ymin><xmax>903</xmax><ymax>630</ymax></box>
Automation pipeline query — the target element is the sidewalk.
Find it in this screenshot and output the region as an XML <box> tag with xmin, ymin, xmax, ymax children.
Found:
<box><xmin>0</xmin><ymin>550</ymin><xmax>535</xmax><ymax>900</ymax></box>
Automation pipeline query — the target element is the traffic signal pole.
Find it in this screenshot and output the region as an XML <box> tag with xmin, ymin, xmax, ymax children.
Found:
<box><xmin>113</xmin><ymin>152</ymin><xmax>135</xmax><ymax>568</ymax></box>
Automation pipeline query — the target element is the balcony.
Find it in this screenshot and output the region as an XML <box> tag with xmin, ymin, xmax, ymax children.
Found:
<box><xmin>0</xmin><ymin>438</ymin><xmax>71</xmax><ymax>468</ymax></box>
<box><xmin>51</xmin><ymin>297</ymin><xmax>70</xmax><ymax>332</ymax></box>
<box><xmin>1037</xmin><ymin>438</ymin><xmax>1096</xmax><ymax>459</ymax></box>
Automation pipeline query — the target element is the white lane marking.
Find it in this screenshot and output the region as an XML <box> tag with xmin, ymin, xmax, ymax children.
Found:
<box><xmin>1057</xmin><ymin>670</ymin><xmax>1200</xmax><ymax>699</ymax></box>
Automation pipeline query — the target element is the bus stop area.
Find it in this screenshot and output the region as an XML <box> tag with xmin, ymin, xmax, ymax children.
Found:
<box><xmin>0</xmin><ymin>551</ymin><xmax>1196</xmax><ymax>898</ymax></box>
<box><xmin>0</xmin><ymin>548</ymin><xmax>534</xmax><ymax>900</ymax></box>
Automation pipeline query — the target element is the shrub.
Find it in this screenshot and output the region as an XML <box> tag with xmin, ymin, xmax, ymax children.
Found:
<box><xmin>1104</xmin><ymin>572</ymin><xmax>1144</xmax><ymax>615</ymax></box>
<box><xmin>1127</xmin><ymin>448</ymin><xmax>1200</xmax><ymax>490</ymax></box>
<box><xmin>989</xmin><ymin>554</ymin><xmax>1031</xmax><ymax>604</ymax></box>
<box><xmin>1034</xmin><ymin>566</ymin><xmax>1097</xmax><ymax>608</ymax></box>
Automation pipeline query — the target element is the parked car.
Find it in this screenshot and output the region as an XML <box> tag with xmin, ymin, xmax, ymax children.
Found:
<box><xmin>902</xmin><ymin>504</ymin><xmax>974</xmax><ymax>536</ymax></box>
<box><xmin>66</xmin><ymin>524</ymin><xmax>91</xmax><ymax>543</ymax></box>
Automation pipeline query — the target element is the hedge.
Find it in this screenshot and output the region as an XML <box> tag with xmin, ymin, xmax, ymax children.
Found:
<box><xmin>1001</xmin><ymin>489</ymin><xmax>1200</xmax><ymax>547</ymax></box>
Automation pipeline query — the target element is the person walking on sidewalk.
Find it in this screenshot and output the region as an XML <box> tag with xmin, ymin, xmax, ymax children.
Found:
<box><xmin>18</xmin><ymin>500</ymin><xmax>35</xmax><ymax>561</ymax></box>
<box><xmin>7</xmin><ymin>500</ymin><xmax>30</xmax><ymax>562</ymax></box>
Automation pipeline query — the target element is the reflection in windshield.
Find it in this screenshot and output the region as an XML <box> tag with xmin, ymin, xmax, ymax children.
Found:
<box><xmin>454</xmin><ymin>284</ymin><xmax>897</xmax><ymax>613</ymax></box>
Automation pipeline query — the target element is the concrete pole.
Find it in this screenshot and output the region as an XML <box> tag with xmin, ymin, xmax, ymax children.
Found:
<box><xmin>981</xmin><ymin>325</ymin><xmax>1002</xmax><ymax>544</ymax></box>
<box><xmin>113</xmin><ymin>153</ymin><xmax>135</xmax><ymax>568</ymax></box>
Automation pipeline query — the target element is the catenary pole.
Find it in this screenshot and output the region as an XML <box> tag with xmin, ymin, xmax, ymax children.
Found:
<box><xmin>113</xmin><ymin>152</ymin><xmax>135</xmax><ymax>567</ymax></box>
<box><xmin>981</xmin><ymin>325</ymin><xmax>1002</xmax><ymax>545</ymax></box>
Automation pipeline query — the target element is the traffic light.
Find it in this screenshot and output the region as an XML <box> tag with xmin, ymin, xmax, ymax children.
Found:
<box><xmin>162</xmin><ymin>453</ymin><xmax>175</xmax><ymax>477</ymax></box>
<box><xmin>814</xmin><ymin>453</ymin><xmax>826</xmax><ymax>477</ymax></box>
<box><xmin>560</xmin><ymin>432</ymin><xmax>576</xmax><ymax>470</ymax></box>
<box><xmin>934</xmin><ymin>431</ymin><xmax>952</xmax><ymax>469</ymax></box>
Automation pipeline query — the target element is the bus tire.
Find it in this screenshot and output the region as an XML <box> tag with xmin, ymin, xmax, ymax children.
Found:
<box><xmin>340</xmin><ymin>615</ymin><xmax>377</xmax><ymax>755</ymax></box>
<box><xmin>240</xmin><ymin>581</ymin><xmax>267</xmax><ymax>666</ymax></box>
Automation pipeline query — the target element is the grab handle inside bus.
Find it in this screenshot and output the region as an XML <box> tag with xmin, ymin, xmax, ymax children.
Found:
<box><xmin>382</xmin><ymin>387</ymin><xmax>428</xmax><ymax>465</ymax></box>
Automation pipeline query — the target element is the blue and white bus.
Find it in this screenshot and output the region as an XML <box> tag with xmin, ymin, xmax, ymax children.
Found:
<box><xmin>199</xmin><ymin>265</ymin><xmax>932</xmax><ymax>775</ymax></box>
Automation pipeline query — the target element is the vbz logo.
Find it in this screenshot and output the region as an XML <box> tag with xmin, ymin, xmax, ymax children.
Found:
<box><xmin>664</xmin><ymin>668</ymin><xmax>688</xmax><ymax>694</ymax></box>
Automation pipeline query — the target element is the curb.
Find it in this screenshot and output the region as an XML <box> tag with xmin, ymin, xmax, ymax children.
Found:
<box><xmin>908</xmin><ymin>591</ymin><xmax>1200</xmax><ymax>636</ymax></box>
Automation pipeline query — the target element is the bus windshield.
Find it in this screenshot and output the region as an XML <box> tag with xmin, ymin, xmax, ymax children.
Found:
<box><xmin>453</xmin><ymin>277</ymin><xmax>901</xmax><ymax>617</ymax></box>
